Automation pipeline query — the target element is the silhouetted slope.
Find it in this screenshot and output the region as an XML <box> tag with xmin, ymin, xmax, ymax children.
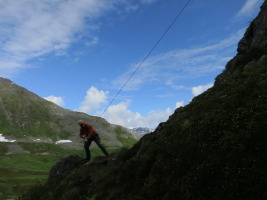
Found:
<box><xmin>19</xmin><ymin>1</ymin><xmax>267</xmax><ymax>200</ymax></box>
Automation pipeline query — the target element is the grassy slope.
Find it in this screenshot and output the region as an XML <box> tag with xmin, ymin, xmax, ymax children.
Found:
<box><xmin>0</xmin><ymin>139</ymin><xmax>136</xmax><ymax>200</ymax></box>
<box><xmin>0</xmin><ymin>77</ymin><xmax>137</xmax><ymax>149</ymax></box>
<box><xmin>0</xmin><ymin>142</ymin><xmax>73</xmax><ymax>200</ymax></box>
<box><xmin>115</xmin><ymin>126</ymin><xmax>137</xmax><ymax>148</ymax></box>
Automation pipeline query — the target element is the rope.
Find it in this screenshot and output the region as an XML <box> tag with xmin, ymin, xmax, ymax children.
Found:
<box><xmin>93</xmin><ymin>0</ymin><xmax>192</xmax><ymax>126</ymax></box>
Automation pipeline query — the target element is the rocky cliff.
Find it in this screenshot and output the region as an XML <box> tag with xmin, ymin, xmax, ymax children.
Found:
<box><xmin>237</xmin><ymin>1</ymin><xmax>267</xmax><ymax>53</ymax></box>
<box><xmin>19</xmin><ymin>1</ymin><xmax>267</xmax><ymax>200</ymax></box>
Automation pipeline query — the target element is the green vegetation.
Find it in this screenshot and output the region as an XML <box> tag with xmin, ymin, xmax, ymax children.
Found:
<box><xmin>0</xmin><ymin>77</ymin><xmax>137</xmax><ymax>149</ymax></box>
<box><xmin>0</xmin><ymin>167</ymin><xmax>47</xmax><ymax>200</ymax></box>
<box><xmin>0</xmin><ymin>70</ymin><xmax>138</xmax><ymax>200</ymax></box>
<box><xmin>115</xmin><ymin>126</ymin><xmax>137</xmax><ymax>148</ymax></box>
<box><xmin>0</xmin><ymin>142</ymin><xmax>124</xmax><ymax>200</ymax></box>
<box><xmin>0</xmin><ymin>142</ymin><xmax>73</xmax><ymax>200</ymax></box>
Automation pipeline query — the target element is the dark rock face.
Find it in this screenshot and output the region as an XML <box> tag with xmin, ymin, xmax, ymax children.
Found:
<box><xmin>237</xmin><ymin>1</ymin><xmax>267</xmax><ymax>53</ymax></box>
<box><xmin>48</xmin><ymin>155</ymin><xmax>83</xmax><ymax>183</ymax></box>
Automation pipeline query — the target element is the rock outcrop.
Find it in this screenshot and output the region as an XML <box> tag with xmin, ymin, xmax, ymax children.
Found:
<box><xmin>237</xmin><ymin>0</ymin><xmax>267</xmax><ymax>53</ymax></box>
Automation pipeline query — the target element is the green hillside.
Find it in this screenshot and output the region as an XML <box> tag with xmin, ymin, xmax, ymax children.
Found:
<box><xmin>0</xmin><ymin>77</ymin><xmax>137</xmax><ymax>200</ymax></box>
<box><xmin>0</xmin><ymin>77</ymin><xmax>137</xmax><ymax>148</ymax></box>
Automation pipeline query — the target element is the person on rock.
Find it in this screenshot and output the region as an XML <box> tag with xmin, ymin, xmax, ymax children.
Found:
<box><xmin>78</xmin><ymin>120</ymin><xmax>109</xmax><ymax>161</ymax></box>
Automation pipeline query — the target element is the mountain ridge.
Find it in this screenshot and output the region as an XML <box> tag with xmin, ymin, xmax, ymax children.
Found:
<box><xmin>128</xmin><ymin>127</ymin><xmax>154</xmax><ymax>138</ymax></box>
<box><xmin>0</xmin><ymin>77</ymin><xmax>137</xmax><ymax>149</ymax></box>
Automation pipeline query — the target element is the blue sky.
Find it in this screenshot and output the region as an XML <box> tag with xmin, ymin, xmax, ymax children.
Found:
<box><xmin>0</xmin><ymin>0</ymin><xmax>264</xmax><ymax>129</ymax></box>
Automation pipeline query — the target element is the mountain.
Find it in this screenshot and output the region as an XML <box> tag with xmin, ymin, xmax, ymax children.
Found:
<box><xmin>130</xmin><ymin>127</ymin><xmax>154</xmax><ymax>134</ymax></box>
<box><xmin>128</xmin><ymin>127</ymin><xmax>154</xmax><ymax>138</ymax></box>
<box><xmin>19</xmin><ymin>1</ymin><xmax>267</xmax><ymax>200</ymax></box>
<box><xmin>0</xmin><ymin>77</ymin><xmax>136</xmax><ymax>149</ymax></box>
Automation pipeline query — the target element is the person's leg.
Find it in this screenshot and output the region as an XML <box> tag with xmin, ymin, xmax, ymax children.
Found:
<box><xmin>93</xmin><ymin>134</ymin><xmax>109</xmax><ymax>156</ymax></box>
<box><xmin>84</xmin><ymin>139</ymin><xmax>92</xmax><ymax>160</ymax></box>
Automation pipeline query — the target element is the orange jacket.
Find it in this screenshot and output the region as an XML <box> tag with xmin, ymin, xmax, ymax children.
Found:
<box><xmin>79</xmin><ymin>123</ymin><xmax>97</xmax><ymax>140</ymax></box>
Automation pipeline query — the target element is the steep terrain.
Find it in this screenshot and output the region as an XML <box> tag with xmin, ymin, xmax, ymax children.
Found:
<box><xmin>19</xmin><ymin>1</ymin><xmax>267</xmax><ymax>200</ymax></box>
<box><xmin>0</xmin><ymin>78</ymin><xmax>136</xmax><ymax>149</ymax></box>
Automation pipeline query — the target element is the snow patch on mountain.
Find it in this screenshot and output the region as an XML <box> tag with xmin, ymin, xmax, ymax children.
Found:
<box><xmin>0</xmin><ymin>134</ymin><xmax>16</xmax><ymax>142</ymax></box>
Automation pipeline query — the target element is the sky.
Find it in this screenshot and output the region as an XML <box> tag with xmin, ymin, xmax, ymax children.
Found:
<box><xmin>0</xmin><ymin>0</ymin><xmax>264</xmax><ymax>129</ymax></box>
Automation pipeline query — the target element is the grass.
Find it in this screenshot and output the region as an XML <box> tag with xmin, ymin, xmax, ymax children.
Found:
<box><xmin>115</xmin><ymin>126</ymin><xmax>137</xmax><ymax>148</ymax></box>
<box><xmin>0</xmin><ymin>142</ymin><xmax>123</xmax><ymax>200</ymax></box>
<box><xmin>0</xmin><ymin>167</ymin><xmax>47</xmax><ymax>200</ymax></box>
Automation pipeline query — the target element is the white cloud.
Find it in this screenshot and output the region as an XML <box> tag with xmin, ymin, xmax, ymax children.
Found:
<box><xmin>111</xmin><ymin>29</ymin><xmax>244</xmax><ymax>91</ymax></box>
<box><xmin>98</xmin><ymin>30</ymin><xmax>243</xmax><ymax>129</ymax></box>
<box><xmin>192</xmin><ymin>83</ymin><xmax>213</xmax><ymax>96</ymax></box>
<box><xmin>103</xmin><ymin>101</ymin><xmax>141</xmax><ymax>126</ymax></box>
<box><xmin>44</xmin><ymin>95</ymin><xmax>65</xmax><ymax>106</ymax></box>
<box><xmin>85</xmin><ymin>36</ymin><xmax>99</xmax><ymax>47</ymax></box>
<box><xmin>102</xmin><ymin>100</ymin><xmax>175</xmax><ymax>129</ymax></box>
<box><xmin>236</xmin><ymin>0</ymin><xmax>263</xmax><ymax>18</ymax></box>
<box><xmin>123</xmin><ymin>0</ymin><xmax>158</xmax><ymax>13</ymax></box>
<box><xmin>0</xmin><ymin>0</ymin><xmax>162</xmax><ymax>78</ymax></box>
<box><xmin>0</xmin><ymin>0</ymin><xmax>120</xmax><ymax>77</ymax></box>
<box><xmin>175</xmin><ymin>101</ymin><xmax>184</xmax><ymax>109</ymax></box>
<box><xmin>78</xmin><ymin>86</ymin><xmax>109</xmax><ymax>113</ymax></box>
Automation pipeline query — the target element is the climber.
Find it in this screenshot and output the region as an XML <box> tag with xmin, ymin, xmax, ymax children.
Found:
<box><xmin>78</xmin><ymin>120</ymin><xmax>109</xmax><ymax>161</ymax></box>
